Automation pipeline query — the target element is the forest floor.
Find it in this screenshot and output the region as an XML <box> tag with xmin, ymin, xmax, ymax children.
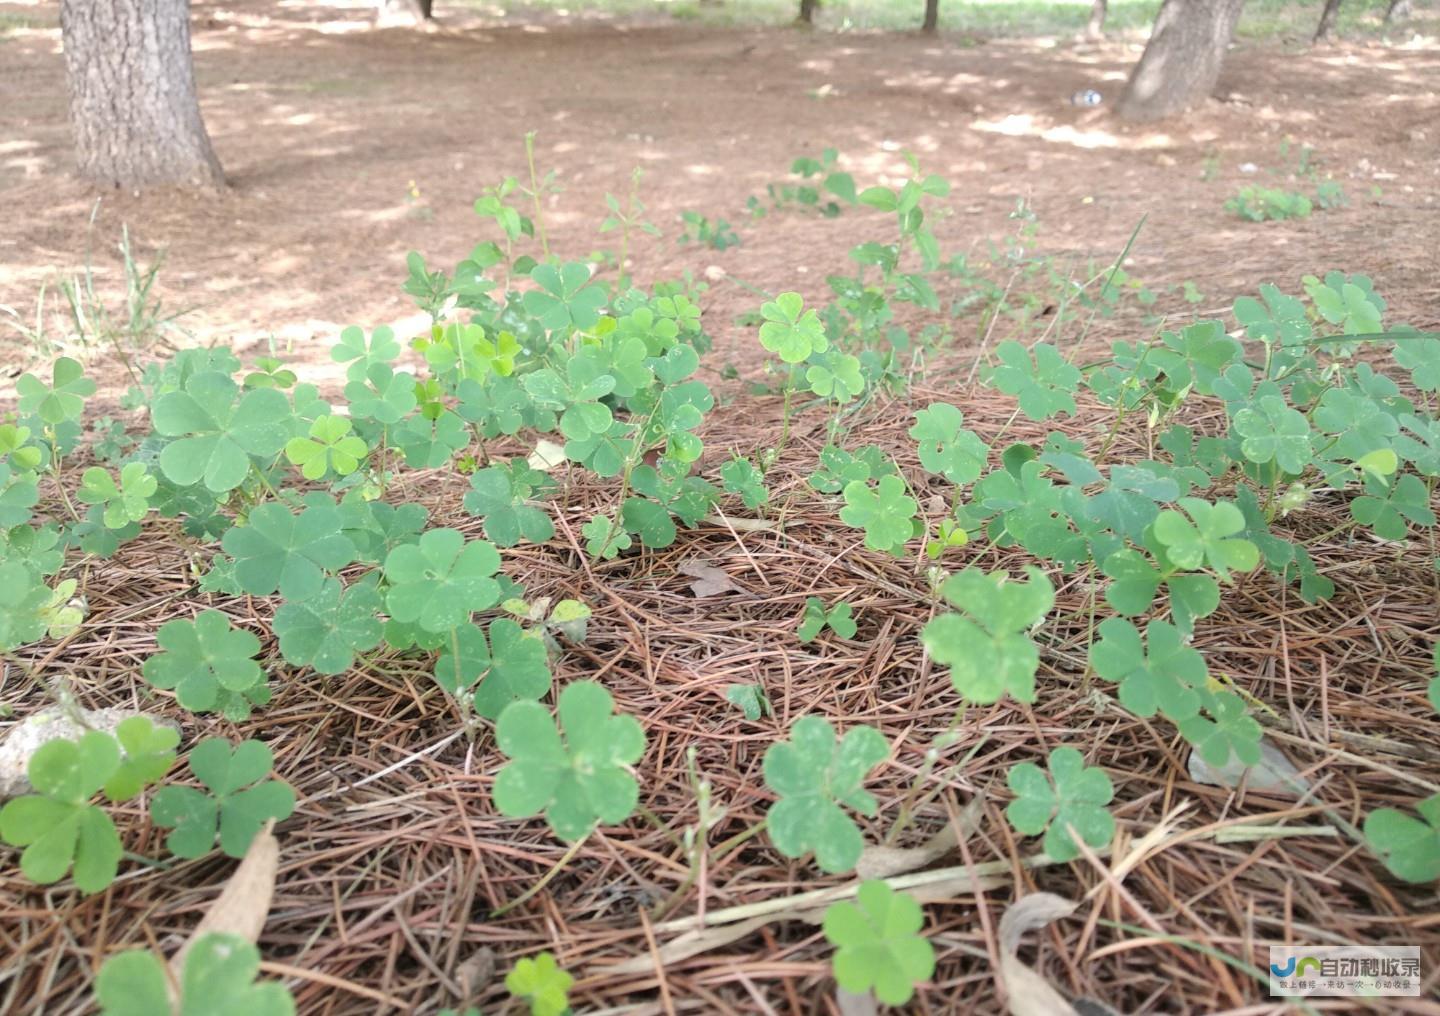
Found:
<box><xmin>1</xmin><ymin>1</ymin><xmax>1440</xmax><ymax>1014</ymax></box>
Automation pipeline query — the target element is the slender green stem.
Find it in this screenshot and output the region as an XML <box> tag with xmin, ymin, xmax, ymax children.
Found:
<box><xmin>524</xmin><ymin>132</ymin><xmax>550</xmax><ymax>258</ymax></box>
<box><xmin>490</xmin><ymin>835</ymin><xmax>587</xmax><ymax>917</ymax></box>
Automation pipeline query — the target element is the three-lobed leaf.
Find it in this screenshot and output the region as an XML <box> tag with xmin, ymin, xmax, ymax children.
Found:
<box><xmin>823</xmin><ymin>881</ymin><xmax>935</xmax><ymax>1005</ymax></box>
<box><xmin>1005</xmin><ymin>746</ymin><xmax>1115</xmax><ymax>861</ymax></box>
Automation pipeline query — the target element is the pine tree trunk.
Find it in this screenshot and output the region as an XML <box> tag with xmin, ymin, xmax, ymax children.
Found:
<box><xmin>922</xmin><ymin>0</ymin><xmax>940</xmax><ymax>33</ymax></box>
<box><xmin>59</xmin><ymin>0</ymin><xmax>223</xmax><ymax>189</ymax></box>
<box><xmin>377</xmin><ymin>0</ymin><xmax>435</xmax><ymax>25</ymax></box>
<box><xmin>1116</xmin><ymin>0</ymin><xmax>1246</xmax><ymax>122</ymax></box>
<box><xmin>1086</xmin><ymin>0</ymin><xmax>1108</xmax><ymax>37</ymax></box>
<box><xmin>798</xmin><ymin>0</ymin><xmax>818</xmax><ymax>24</ymax></box>
<box><xmin>1313</xmin><ymin>0</ymin><xmax>1342</xmax><ymax>41</ymax></box>
<box><xmin>1385</xmin><ymin>0</ymin><xmax>1411</xmax><ymax>22</ymax></box>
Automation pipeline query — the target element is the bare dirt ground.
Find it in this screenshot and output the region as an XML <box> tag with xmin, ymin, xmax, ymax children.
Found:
<box><xmin>2</xmin><ymin>2</ymin><xmax>1440</xmax><ymax>1014</ymax></box>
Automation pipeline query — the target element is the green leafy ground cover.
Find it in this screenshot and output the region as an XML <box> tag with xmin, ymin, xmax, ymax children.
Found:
<box><xmin>2</xmin><ymin>141</ymin><xmax>1438</xmax><ymax>1013</ymax></box>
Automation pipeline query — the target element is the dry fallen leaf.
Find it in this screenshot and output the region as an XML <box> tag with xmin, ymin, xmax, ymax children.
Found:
<box><xmin>678</xmin><ymin>561</ymin><xmax>746</xmax><ymax>598</ymax></box>
<box><xmin>856</xmin><ymin>800</ymin><xmax>981</xmax><ymax>879</ymax></box>
<box><xmin>998</xmin><ymin>892</ymin><xmax>1080</xmax><ymax>1016</ymax></box>
<box><xmin>526</xmin><ymin>439</ymin><xmax>566</xmax><ymax>472</ymax></box>
<box><xmin>170</xmin><ymin>821</ymin><xmax>279</xmax><ymax>977</ymax></box>
<box><xmin>1187</xmin><ymin>736</ymin><xmax>1310</xmax><ymax>797</ymax></box>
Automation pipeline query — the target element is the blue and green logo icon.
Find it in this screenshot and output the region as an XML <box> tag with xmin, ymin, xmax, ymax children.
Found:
<box><xmin>1270</xmin><ymin>955</ymin><xmax>1322</xmax><ymax>978</ymax></box>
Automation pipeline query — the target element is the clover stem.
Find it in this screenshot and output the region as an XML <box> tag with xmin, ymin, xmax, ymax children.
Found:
<box><xmin>886</xmin><ymin>709</ymin><xmax>969</xmax><ymax>844</ymax></box>
<box><xmin>490</xmin><ymin>834</ymin><xmax>587</xmax><ymax>917</ymax></box>
<box><xmin>523</xmin><ymin>132</ymin><xmax>550</xmax><ymax>259</ymax></box>
<box><xmin>45</xmin><ymin>426</ymin><xmax>82</xmax><ymax>524</ymax></box>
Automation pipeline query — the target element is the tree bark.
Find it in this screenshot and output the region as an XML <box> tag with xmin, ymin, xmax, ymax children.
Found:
<box><xmin>377</xmin><ymin>0</ymin><xmax>435</xmax><ymax>25</ymax></box>
<box><xmin>1086</xmin><ymin>0</ymin><xmax>1108</xmax><ymax>37</ymax></box>
<box><xmin>59</xmin><ymin>0</ymin><xmax>223</xmax><ymax>190</ymax></box>
<box><xmin>1385</xmin><ymin>0</ymin><xmax>1411</xmax><ymax>22</ymax></box>
<box><xmin>1313</xmin><ymin>0</ymin><xmax>1342</xmax><ymax>41</ymax></box>
<box><xmin>1116</xmin><ymin>0</ymin><xmax>1246</xmax><ymax>122</ymax></box>
<box><xmin>922</xmin><ymin>0</ymin><xmax>940</xmax><ymax>33</ymax></box>
<box><xmin>798</xmin><ymin>0</ymin><xmax>818</xmax><ymax>24</ymax></box>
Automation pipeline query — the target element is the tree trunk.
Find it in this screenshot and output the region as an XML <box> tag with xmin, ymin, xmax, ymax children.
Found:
<box><xmin>1312</xmin><ymin>0</ymin><xmax>1342</xmax><ymax>41</ymax></box>
<box><xmin>798</xmin><ymin>0</ymin><xmax>818</xmax><ymax>24</ymax></box>
<box><xmin>377</xmin><ymin>0</ymin><xmax>434</xmax><ymax>25</ymax></box>
<box><xmin>1116</xmin><ymin>0</ymin><xmax>1246</xmax><ymax>122</ymax></box>
<box><xmin>1086</xmin><ymin>0</ymin><xmax>1108</xmax><ymax>37</ymax></box>
<box><xmin>1385</xmin><ymin>0</ymin><xmax>1411</xmax><ymax>22</ymax></box>
<box><xmin>59</xmin><ymin>0</ymin><xmax>223</xmax><ymax>190</ymax></box>
<box><xmin>922</xmin><ymin>0</ymin><xmax>940</xmax><ymax>33</ymax></box>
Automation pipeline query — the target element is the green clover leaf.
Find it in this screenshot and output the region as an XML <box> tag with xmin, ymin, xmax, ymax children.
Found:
<box><xmin>725</xmin><ymin>682</ymin><xmax>772</xmax><ymax>721</ymax></box>
<box><xmin>1232</xmin><ymin>395</ymin><xmax>1312</xmax><ymax>474</ymax></box>
<box><xmin>1351</xmin><ymin>473</ymin><xmax>1435</xmax><ymax>541</ymax></box>
<box><xmin>0</xmin><ymin>561</ymin><xmax>54</xmax><ymax>651</ymax></box>
<box><xmin>433</xmin><ymin>618</ymin><xmax>551</xmax><ymax>720</ymax></box>
<box><xmin>523</xmin><ymin>262</ymin><xmax>607</xmax><ymax>332</ymax></box>
<box><xmin>0</xmin><ymin>422</ymin><xmax>44</xmax><ymax>471</ymax></box>
<box><xmin>807</xmin><ymin>445</ymin><xmax>895</xmax><ymax>494</ymax></box>
<box><xmin>104</xmin><ymin>717</ymin><xmax>179</xmax><ymax>803</ymax></box>
<box><xmin>331</xmin><ymin>324</ymin><xmax>400</xmax><ymax>382</ymax></box>
<box><xmin>221</xmin><ymin>501</ymin><xmax>358</xmax><ymax>600</ymax></box>
<box><xmin>758</xmin><ymin>292</ymin><xmax>827</xmax><ymax>363</ymax></box>
<box><xmin>823</xmin><ymin>881</ymin><xmax>935</xmax><ymax>1005</ymax></box>
<box><xmin>1151</xmin><ymin>498</ymin><xmax>1260</xmax><ymax>580</ymax></box>
<box><xmin>383</xmin><ymin>528</ymin><xmax>501</xmax><ymax>632</ymax></box>
<box><xmin>922</xmin><ymin>566</ymin><xmax>1055</xmax><ymax>705</ymax></box>
<box><xmin>505</xmin><ymin>952</ymin><xmax>573</xmax><ymax>1016</ymax></box>
<box><xmin>97</xmin><ymin>932</ymin><xmax>297</xmax><ymax>1016</ymax></box>
<box><xmin>622</xmin><ymin>496</ymin><xmax>678</xmax><ymax>549</ymax></box>
<box><xmin>1364</xmin><ymin>794</ymin><xmax>1440</xmax><ymax>883</ymax></box>
<box><xmin>395</xmin><ymin>409</ymin><xmax>470</xmax><ymax>468</ymax></box>
<box><xmin>583</xmin><ymin>513</ymin><xmax>632</xmax><ymax>559</ymax></box>
<box><xmin>284</xmin><ymin>415</ymin><xmax>368</xmax><ymax>480</ymax></box>
<box><xmin>142</xmin><ymin>610</ymin><xmax>268</xmax><ymax>719</ymax></box>
<box><xmin>1089</xmin><ymin>618</ymin><xmax>1204</xmax><ymax>722</ymax></box>
<box><xmin>16</xmin><ymin>356</ymin><xmax>96</xmax><ymax>424</ymax></box>
<box><xmin>797</xmin><ymin>596</ymin><xmax>857</xmax><ymax>642</ymax></box>
<box><xmin>1177</xmin><ymin>688</ymin><xmax>1262</xmax><ymax>767</ymax></box>
<box><xmin>493</xmin><ymin>680</ymin><xmax>646</xmax><ymax>842</ymax></box>
<box><xmin>344</xmin><ymin>363</ymin><xmax>417</xmax><ymax>424</ymax></box>
<box><xmin>273</xmin><ymin>577</ymin><xmax>384</xmax><ymax>675</ymax></box>
<box><xmin>153</xmin><ymin>372</ymin><xmax>292</xmax><ymax>492</ymax></box>
<box><xmin>720</xmin><ymin>456</ymin><xmax>769</xmax><ymax>510</ymax></box>
<box><xmin>1233</xmin><ymin>284</ymin><xmax>1311</xmax><ymax>346</ymax></box>
<box><xmin>1101</xmin><ymin>548</ymin><xmax>1220</xmax><ymax>636</ymax></box>
<box><xmin>839</xmin><ymin>474</ymin><xmax>918</xmax><ymax>555</ymax></box>
<box><xmin>1304</xmin><ymin>272</ymin><xmax>1383</xmax><ymax>334</ymax></box>
<box><xmin>150</xmin><ymin>737</ymin><xmax>295</xmax><ymax>859</ymax></box>
<box><xmin>463</xmin><ymin>460</ymin><xmax>555</xmax><ymax>548</ymax></box>
<box><xmin>986</xmin><ymin>341</ymin><xmax>1081</xmax><ymax>421</ymax></box>
<box><xmin>77</xmin><ymin>462</ymin><xmax>156</xmax><ymax>529</ymax></box>
<box><xmin>0</xmin><ymin>732</ymin><xmax>122</xmax><ymax>892</ymax></box>
<box><xmin>1393</xmin><ymin>337</ymin><xmax>1440</xmax><ymax>393</ymax></box>
<box><xmin>909</xmin><ymin>402</ymin><xmax>989</xmax><ymax>485</ymax></box>
<box><xmin>1006</xmin><ymin>746</ymin><xmax>1115</xmax><ymax>861</ymax></box>
<box><xmin>0</xmin><ymin>464</ymin><xmax>39</xmax><ymax>528</ymax></box>
<box><xmin>762</xmin><ymin>716</ymin><xmax>888</xmax><ymax>874</ymax></box>
<box><xmin>806</xmin><ymin>351</ymin><xmax>865</xmax><ymax>403</ymax></box>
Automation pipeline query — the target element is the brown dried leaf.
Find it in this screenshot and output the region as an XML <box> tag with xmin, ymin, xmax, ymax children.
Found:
<box><xmin>678</xmin><ymin>561</ymin><xmax>745</xmax><ymax>598</ymax></box>
<box><xmin>998</xmin><ymin>892</ymin><xmax>1080</xmax><ymax>1016</ymax></box>
<box><xmin>170</xmin><ymin>821</ymin><xmax>279</xmax><ymax>977</ymax></box>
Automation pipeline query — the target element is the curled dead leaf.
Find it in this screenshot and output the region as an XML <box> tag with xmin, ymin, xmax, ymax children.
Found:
<box><xmin>998</xmin><ymin>892</ymin><xmax>1080</xmax><ymax>1016</ymax></box>
<box><xmin>170</xmin><ymin>821</ymin><xmax>279</xmax><ymax>978</ymax></box>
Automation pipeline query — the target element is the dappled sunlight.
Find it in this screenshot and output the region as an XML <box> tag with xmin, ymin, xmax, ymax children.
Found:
<box><xmin>971</xmin><ymin>112</ymin><xmax>1175</xmax><ymax>150</ymax></box>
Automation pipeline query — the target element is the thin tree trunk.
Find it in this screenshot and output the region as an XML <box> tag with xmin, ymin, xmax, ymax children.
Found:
<box><xmin>798</xmin><ymin>0</ymin><xmax>818</xmax><ymax>24</ymax></box>
<box><xmin>1116</xmin><ymin>0</ymin><xmax>1246</xmax><ymax>122</ymax></box>
<box><xmin>1313</xmin><ymin>0</ymin><xmax>1342</xmax><ymax>41</ymax></box>
<box><xmin>922</xmin><ymin>0</ymin><xmax>940</xmax><ymax>33</ymax></box>
<box><xmin>59</xmin><ymin>0</ymin><xmax>223</xmax><ymax>189</ymax></box>
<box><xmin>1385</xmin><ymin>0</ymin><xmax>1411</xmax><ymax>22</ymax></box>
<box><xmin>1086</xmin><ymin>0</ymin><xmax>1108</xmax><ymax>37</ymax></box>
<box><xmin>377</xmin><ymin>0</ymin><xmax>434</xmax><ymax>25</ymax></box>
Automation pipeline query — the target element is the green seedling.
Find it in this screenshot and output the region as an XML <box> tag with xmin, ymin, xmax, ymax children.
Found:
<box><xmin>96</xmin><ymin>932</ymin><xmax>296</xmax><ymax>1016</ymax></box>
<box><xmin>523</xmin><ymin>261</ymin><xmax>607</xmax><ymax>333</ymax></box>
<box><xmin>797</xmin><ymin>596</ymin><xmax>856</xmax><ymax>642</ymax></box>
<box><xmin>677</xmin><ymin>211</ymin><xmax>739</xmax><ymax>250</ymax></box>
<box><xmin>922</xmin><ymin>566</ymin><xmax>1055</xmax><ymax>705</ymax></box>
<box><xmin>332</xmin><ymin>324</ymin><xmax>401</xmax><ymax>381</ymax></box>
<box><xmin>505</xmin><ymin>951</ymin><xmax>574</xmax><ymax>1016</ymax></box>
<box><xmin>720</xmin><ymin>456</ymin><xmax>769</xmax><ymax>510</ymax></box>
<box><xmin>909</xmin><ymin>402</ymin><xmax>989</xmax><ymax>485</ymax></box>
<box><xmin>243</xmin><ymin>356</ymin><xmax>297</xmax><ymax>390</ymax></box>
<box><xmin>985</xmin><ymin>341</ymin><xmax>1081</xmax><ymax>421</ymax></box>
<box><xmin>16</xmin><ymin>356</ymin><xmax>95</xmax><ymax>425</ymax></box>
<box><xmin>1089</xmin><ymin>618</ymin><xmax>1206</xmax><ymax>724</ymax></box>
<box><xmin>463</xmin><ymin>458</ymin><xmax>555</xmax><ymax>547</ymax></box>
<box><xmin>1365</xmin><ymin>793</ymin><xmax>1440</xmax><ymax>883</ymax></box>
<box><xmin>142</xmin><ymin>610</ymin><xmax>268</xmax><ymax>719</ymax></box>
<box><xmin>823</xmin><ymin>880</ymin><xmax>935</xmax><ymax>1006</ymax></box>
<box><xmin>150</xmin><ymin>737</ymin><xmax>295</xmax><ymax>859</ymax></box>
<box><xmin>493</xmin><ymin>681</ymin><xmax>645</xmax><ymax>842</ymax></box>
<box><xmin>758</xmin><ymin>292</ymin><xmax>827</xmax><ymax>364</ymax></box>
<box><xmin>763</xmin><ymin>716</ymin><xmax>888</xmax><ymax>874</ymax></box>
<box><xmin>1006</xmin><ymin>746</ymin><xmax>1115</xmax><ymax>861</ymax></box>
<box><xmin>1225</xmin><ymin>186</ymin><xmax>1312</xmax><ymax>222</ymax></box>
